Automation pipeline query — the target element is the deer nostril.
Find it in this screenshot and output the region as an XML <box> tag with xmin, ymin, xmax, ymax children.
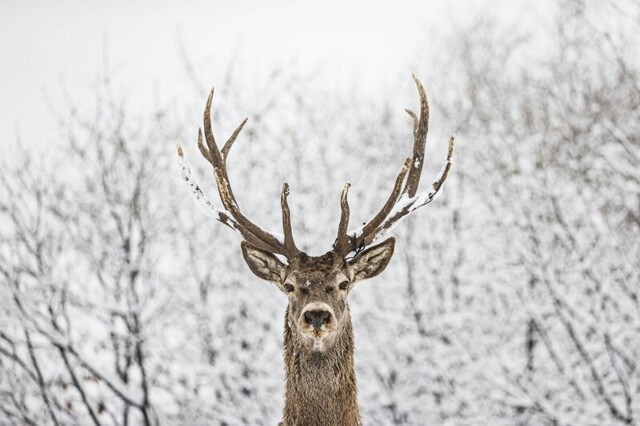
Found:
<box><xmin>304</xmin><ymin>310</ymin><xmax>331</xmax><ymax>329</ymax></box>
<box><xmin>319</xmin><ymin>310</ymin><xmax>330</xmax><ymax>325</ymax></box>
<box><xmin>304</xmin><ymin>311</ymin><xmax>314</xmax><ymax>325</ymax></box>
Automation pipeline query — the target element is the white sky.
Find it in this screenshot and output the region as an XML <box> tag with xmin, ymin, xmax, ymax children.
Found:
<box><xmin>0</xmin><ymin>0</ymin><xmax>552</xmax><ymax>157</ymax></box>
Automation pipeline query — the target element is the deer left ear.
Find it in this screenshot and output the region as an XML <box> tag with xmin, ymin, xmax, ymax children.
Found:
<box><xmin>241</xmin><ymin>241</ymin><xmax>287</xmax><ymax>284</ymax></box>
<box><xmin>346</xmin><ymin>237</ymin><xmax>396</xmax><ymax>283</ymax></box>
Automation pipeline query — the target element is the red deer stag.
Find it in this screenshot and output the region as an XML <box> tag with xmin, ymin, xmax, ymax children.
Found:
<box><xmin>177</xmin><ymin>75</ymin><xmax>455</xmax><ymax>425</ymax></box>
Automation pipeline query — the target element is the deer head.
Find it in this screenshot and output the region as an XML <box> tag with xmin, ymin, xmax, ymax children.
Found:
<box><xmin>240</xmin><ymin>237</ymin><xmax>396</xmax><ymax>352</ymax></box>
<box><xmin>178</xmin><ymin>75</ymin><xmax>454</xmax><ymax>423</ymax></box>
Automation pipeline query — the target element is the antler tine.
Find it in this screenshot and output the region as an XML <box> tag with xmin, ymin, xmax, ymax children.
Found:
<box><xmin>222</xmin><ymin>117</ymin><xmax>248</xmax><ymax>160</ymax></box>
<box><xmin>202</xmin><ymin>88</ymin><xmax>240</xmax><ymax>212</ymax></box>
<box><xmin>404</xmin><ymin>109</ymin><xmax>419</xmax><ymax>137</ymax></box>
<box><xmin>202</xmin><ymin>88</ymin><xmax>223</xmax><ymax>165</ymax></box>
<box><xmin>198</xmin><ymin>87</ymin><xmax>293</xmax><ymax>257</ymax></box>
<box><xmin>281</xmin><ymin>182</ymin><xmax>299</xmax><ymax>255</ymax></box>
<box><xmin>333</xmin><ymin>182</ymin><xmax>352</xmax><ymax>254</ymax></box>
<box><xmin>434</xmin><ymin>135</ymin><xmax>455</xmax><ymax>193</ymax></box>
<box><xmin>197</xmin><ymin>129</ymin><xmax>212</xmax><ymax>163</ymax></box>
<box><xmin>403</xmin><ymin>74</ymin><xmax>429</xmax><ymax>198</ymax></box>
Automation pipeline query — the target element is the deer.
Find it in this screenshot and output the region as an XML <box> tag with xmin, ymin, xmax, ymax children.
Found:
<box><xmin>177</xmin><ymin>75</ymin><xmax>455</xmax><ymax>426</ymax></box>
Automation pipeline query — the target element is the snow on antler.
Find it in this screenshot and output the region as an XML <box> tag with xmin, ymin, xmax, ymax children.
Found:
<box><xmin>333</xmin><ymin>75</ymin><xmax>456</xmax><ymax>256</ymax></box>
<box><xmin>177</xmin><ymin>143</ymin><xmax>238</xmax><ymax>231</ymax></box>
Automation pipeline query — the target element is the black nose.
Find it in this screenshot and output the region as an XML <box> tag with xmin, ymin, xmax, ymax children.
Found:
<box><xmin>304</xmin><ymin>310</ymin><xmax>331</xmax><ymax>329</ymax></box>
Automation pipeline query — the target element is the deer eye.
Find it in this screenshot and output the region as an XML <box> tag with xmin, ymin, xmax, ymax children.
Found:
<box><xmin>284</xmin><ymin>283</ymin><xmax>295</xmax><ymax>293</ymax></box>
<box><xmin>338</xmin><ymin>280</ymin><xmax>349</xmax><ymax>290</ymax></box>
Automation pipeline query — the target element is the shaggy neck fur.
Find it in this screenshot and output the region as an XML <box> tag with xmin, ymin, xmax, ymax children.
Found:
<box><xmin>281</xmin><ymin>308</ymin><xmax>361</xmax><ymax>426</ymax></box>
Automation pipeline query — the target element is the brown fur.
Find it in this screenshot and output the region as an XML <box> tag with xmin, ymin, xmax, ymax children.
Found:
<box><xmin>278</xmin><ymin>251</ymin><xmax>362</xmax><ymax>425</ymax></box>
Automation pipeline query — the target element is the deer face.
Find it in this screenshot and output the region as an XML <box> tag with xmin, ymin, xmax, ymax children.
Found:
<box><xmin>241</xmin><ymin>238</ymin><xmax>395</xmax><ymax>351</ymax></box>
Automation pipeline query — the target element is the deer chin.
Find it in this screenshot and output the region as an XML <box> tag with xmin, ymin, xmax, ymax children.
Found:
<box><xmin>300</xmin><ymin>328</ymin><xmax>333</xmax><ymax>351</ymax></box>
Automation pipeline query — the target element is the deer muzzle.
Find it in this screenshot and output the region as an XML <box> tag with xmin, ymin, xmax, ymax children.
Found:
<box><xmin>299</xmin><ymin>303</ymin><xmax>336</xmax><ymax>336</ymax></box>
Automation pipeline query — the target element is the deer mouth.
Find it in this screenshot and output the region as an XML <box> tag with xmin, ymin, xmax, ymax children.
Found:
<box><xmin>300</xmin><ymin>327</ymin><xmax>332</xmax><ymax>351</ymax></box>
<box><xmin>300</xmin><ymin>320</ymin><xmax>334</xmax><ymax>337</ymax></box>
<box><xmin>298</xmin><ymin>322</ymin><xmax>335</xmax><ymax>351</ymax></box>
<box><xmin>302</xmin><ymin>327</ymin><xmax>330</xmax><ymax>339</ymax></box>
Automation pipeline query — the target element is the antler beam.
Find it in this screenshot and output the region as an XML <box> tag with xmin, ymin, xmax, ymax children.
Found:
<box><xmin>183</xmin><ymin>88</ymin><xmax>299</xmax><ymax>257</ymax></box>
<box><xmin>334</xmin><ymin>75</ymin><xmax>455</xmax><ymax>256</ymax></box>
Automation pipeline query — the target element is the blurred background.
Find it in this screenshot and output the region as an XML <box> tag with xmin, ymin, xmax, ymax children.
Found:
<box><xmin>1</xmin><ymin>0</ymin><xmax>639</xmax><ymax>424</ymax></box>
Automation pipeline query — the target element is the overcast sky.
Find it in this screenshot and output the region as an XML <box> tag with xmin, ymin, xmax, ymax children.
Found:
<box><xmin>0</xmin><ymin>0</ymin><xmax>553</xmax><ymax>157</ymax></box>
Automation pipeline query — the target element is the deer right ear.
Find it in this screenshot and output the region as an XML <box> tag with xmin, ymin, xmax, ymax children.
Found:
<box><xmin>346</xmin><ymin>237</ymin><xmax>396</xmax><ymax>283</ymax></box>
<box><xmin>241</xmin><ymin>241</ymin><xmax>287</xmax><ymax>284</ymax></box>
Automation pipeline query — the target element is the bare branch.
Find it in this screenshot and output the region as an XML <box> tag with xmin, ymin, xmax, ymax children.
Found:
<box><xmin>25</xmin><ymin>330</ymin><xmax>59</xmax><ymax>426</ymax></box>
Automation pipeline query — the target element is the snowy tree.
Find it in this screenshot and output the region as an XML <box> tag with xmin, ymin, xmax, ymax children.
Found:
<box><xmin>1</xmin><ymin>1</ymin><xmax>638</xmax><ymax>424</ymax></box>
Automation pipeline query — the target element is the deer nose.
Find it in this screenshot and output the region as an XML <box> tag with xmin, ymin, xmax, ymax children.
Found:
<box><xmin>304</xmin><ymin>310</ymin><xmax>331</xmax><ymax>329</ymax></box>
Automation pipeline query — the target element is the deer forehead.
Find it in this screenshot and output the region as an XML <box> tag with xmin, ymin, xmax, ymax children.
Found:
<box><xmin>285</xmin><ymin>251</ymin><xmax>346</xmax><ymax>283</ymax></box>
<box><xmin>287</xmin><ymin>270</ymin><xmax>346</xmax><ymax>287</ymax></box>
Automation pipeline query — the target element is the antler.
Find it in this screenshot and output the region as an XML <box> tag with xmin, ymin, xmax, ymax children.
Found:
<box><xmin>179</xmin><ymin>78</ymin><xmax>453</xmax><ymax>259</ymax></box>
<box><xmin>179</xmin><ymin>88</ymin><xmax>300</xmax><ymax>258</ymax></box>
<box><xmin>333</xmin><ymin>75</ymin><xmax>455</xmax><ymax>257</ymax></box>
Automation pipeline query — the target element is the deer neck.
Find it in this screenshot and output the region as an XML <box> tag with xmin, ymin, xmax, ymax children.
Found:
<box><xmin>281</xmin><ymin>308</ymin><xmax>361</xmax><ymax>426</ymax></box>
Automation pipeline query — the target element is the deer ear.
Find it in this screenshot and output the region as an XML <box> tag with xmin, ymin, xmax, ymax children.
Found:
<box><xmin>346</xmin><ymin>237</ymin><xmax>395</xmax><ymax>283</ymax></box>
<box><xmin>241</xmin><ymin>242</ymin><xmax>287</xmax><ymax>284</ymax></box>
